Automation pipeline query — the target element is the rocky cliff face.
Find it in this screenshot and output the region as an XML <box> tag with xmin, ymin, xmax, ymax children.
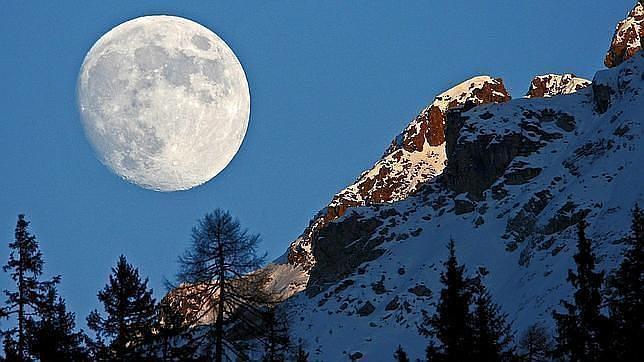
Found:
<box><xmin>286</xmin><ymin>77</ymin><xmax>510</xmax><ymax>272</ymax></box>
<box><xmin>525</xmin><ymin>74</ymin><xmax>590</xmax><ymax>98</ymax></box>
<box><xmin>605</xmin><ymin>1</ymin><xmax>643</xmax><ymax>68</ymax></box>
<box><xmin>286</xmin><ymin>52</ymin><xmax>642</xmax><ymax>360</ymax></box>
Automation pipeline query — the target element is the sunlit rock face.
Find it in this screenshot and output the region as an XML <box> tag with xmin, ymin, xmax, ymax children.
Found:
<box><xmin>285</xmin><ymin>76</ymin><xmax>511</xmax><ymax>272</ymax></box>
<box><xmin>525</xmin><ymin>74</ymin><xmax>590</xmax><ymax>98</ymax></box>
<box><xmin>605</xmin><ymin>1</ymin><xmax>644</xmax><ymax>68</ymax></box>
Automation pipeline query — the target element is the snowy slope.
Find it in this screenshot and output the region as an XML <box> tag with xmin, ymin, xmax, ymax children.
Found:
<box><xmin>281</xmin><ymin>52</ymin><xmax>643</xmax><ymax>360</ymax></box>
<box><xmin>285</xmin><ymin>76</ymin><xmax>510</xmax><ymax>272</ymax></box>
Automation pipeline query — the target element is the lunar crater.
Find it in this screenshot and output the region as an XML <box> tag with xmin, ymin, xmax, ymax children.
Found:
<box><xmin>78</xmin><ymin>16</ymin><xmax>250</xmax><ymax>191</ymax></box>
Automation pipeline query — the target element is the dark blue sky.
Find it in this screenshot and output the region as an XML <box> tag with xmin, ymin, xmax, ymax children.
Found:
<box><xmin>0</xmin><ymin>1</ymin><xmax>632</xmax><ymax>319</ymax></box>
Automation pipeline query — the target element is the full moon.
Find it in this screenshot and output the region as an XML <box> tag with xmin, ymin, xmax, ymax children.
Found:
<box><xmin>77</xmin><ymin>16</ymin><xmax>250</xmax><ymax>191</ymax></box>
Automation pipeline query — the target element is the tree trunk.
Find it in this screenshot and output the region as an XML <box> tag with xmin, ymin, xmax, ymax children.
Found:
<box><xmin>18</xmin><ymin>238</ymin><xmax>25</xmax><ymax>361</ymax></box>
<box><xmin>215</xmin><ymin>232</ymin><xmax>226</xmax><ymax>362</ymax></box>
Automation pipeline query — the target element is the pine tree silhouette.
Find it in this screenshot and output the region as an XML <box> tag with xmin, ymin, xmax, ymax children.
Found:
<box><xmin>605</xmin><ymin>205</ymin><xmax>644</xmax><ymax>360</ymax></box>
<box><xmin>25</xmin><ymin>285</ymin><xmax>89</xmax><ymax>361</ymax></box>
<box><xmin>154</xmin><ymin>300</ymin><xmax>199</xmax><ymax>361</ymax></box>
<box><xmin>87</xmin><ymin>255</ymin><xmax>156</xmax><ymax>360</ymax></box>
<box><xmin>1</xmin><ymin>214</ymin><xmax>60</xmax><ymax>361</ymax></box>
<box><xmin>426</xmin><ymin>239</ymin><xmax>474</xmax><ymax>362</ymax></box>
<box><xmin>173</xmin><ymin>209</ymin><xmax>268</xmax><ymax>362</ymax></box>
<box><xmin>261</xmin><ymin>308</ymin><xmax>291</xmax><ymax>362</ymax></box>
<box><xmin>518</xmin><ymin>323</ymin><xmax>553</xmax><ymax>362</ymax></box>
<box><xmin>470</xmin><ymin>278</ymin><xmax>514</xmax><ymax>360</ymax></box>
<box><xmin>553</xmin><ymin>218</ymin><xmax>609</xmax><ymax>361</ymax></box>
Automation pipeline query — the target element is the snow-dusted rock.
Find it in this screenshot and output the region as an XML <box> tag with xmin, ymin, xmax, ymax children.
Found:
<box><xmin>605</xmin><ymin>1</ymin><xmax>643</xmax><ymax>68</ymax></box>
<box><xmin>286</xmin><ymin>76</ymin><xmax>510</xmax><ymax>272</ymax></box>
<box><xmin>526</xmin><ymin>74</ymin><xmax>590</xmax><ymax>98</ymax></box>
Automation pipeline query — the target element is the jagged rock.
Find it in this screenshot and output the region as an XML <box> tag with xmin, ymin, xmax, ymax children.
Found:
<box><xmin>287</xmin><ymin>77</ymin><xmax>509</xmax><ymax>273</ymax></box>
<box><xmin>386</xmin><ymin>76</ymin><xmax>510</xmax><ymax>154</ymax></box>
<box><xmin>605</xmin><ymin>1</ymin><xmax>643</xmax><ymax>68</ymax></box>
<box><xmin>505</xmin><ymin>167</ymin><xmax>542</xmax><ymax>185</ymax></box>
<box><xmin>385</xmin><ymin>296</ymin><xmax>400</xmax><ymax>311</ymax></box>
<box><xmin>334</xmin><ymin>279</ymin><xmax>355</xmax><ymax>294</ymax></box>
<box><xmin>410</xmin><ymin>227</ymin><xmax>423</xmax><ymax>237</ymax></box>
<box><xmin>593</xmin><ymin>83</ymin><xmax>613</xmax><ymax>114</ymax></box>
<box><xmin>505</xmin><ymin>190</ymin><xmax>553</xmax><ymax>244</ymax></box>
<box><xmin>613</xmin><ymin>124</ymin><xmax>630</xmax><ymax>137</ymax></box>
<box><xmin>371</xmin><ymin>276</ymin><xmax>387</xmax><ymax>294</ymax></box>
<box><xmin>526</xmin><ymin>74</ymin><xmax>590</xmax><ymax>98</ymax></box>
<box><xmin>474</xmin><ymin>216</ymin><xmax>485</xmax><ymax>226</ymax></box>
<box><xmin>543</xmin><ymin>202</ymin><xmax>591</xmax><ymax>235</ymax></box>
<box><xmin>555</xmin><ymin>113</ymin><xmax>576</xmax><ymax>132</ymax></box>
<box><xmin>357</xmin><ymin>301</ymin><xmax>375</xmax><ymax>316</ymax></box>
<box><xmin>408</xmin><ymin>284</ymin><xmax>432</xmax><ymax>297</ymax></box>
<box><xmin>445</xmin><ymin>128</ymin><xmax>541</xmax><ymax>198</ymax></box>
<box><xmin>307</xmin><ymin>213</ymin><xmax>383</xmax><ymax>296</ymax></box>
<box><xmin>454</xmin><ymin>199</ymin><xmax>476</xmax><ymax>215</ymax></box>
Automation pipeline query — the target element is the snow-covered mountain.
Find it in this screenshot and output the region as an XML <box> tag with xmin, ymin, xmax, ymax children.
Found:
<box><xmin>261</xmin><ymin>3</ymin><xmax>644</xmax><ymax>360</ymax></box>
<box><xmin>285</xmin><ymin>76</ymin><xmax>511</xmax><ymax>273</ymax></box>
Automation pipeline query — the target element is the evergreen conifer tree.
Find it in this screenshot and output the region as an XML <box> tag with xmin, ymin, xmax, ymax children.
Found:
<box><xmin>154</xmin><ymin>300</ymin><xmax>198</xmax><ymax>361</ymax></box>
<box><xmin>1</xmin><ymin>214</ymin><xmax>60</xmax><ymax>361</ymax></box>
<box><xmin>426</xmin><ymin>239</ymin><xmax>474</xmax><ymax>362</ymax></box>
<box><xmin>605</xmin><ymin>205</ymin><xmax>644</xmax><ymax>360</ymax></box>
<box><xmin>261</xmin><ymin>309</ymin><xmax>290</xmax><ymax>362</ymax></box>
<box><xmin>87</xmin><ymin>255</ymin><xmax>156</xmax><ymax>361</ymax></box>
<box><xmin>553</xmin><ymin>219</ymin><xmax>608</xmax><ymax>361</ymax></box>
<box><xmin>25</xmin><ymin>285</ymin><xmax>88</xmax><ymax>361</ymax></box>
<box><xmin>518</xmin><ymin>323</ymin><xmax>553</xmax><ymax>362</ymax></box>
<box><xmin>173</xmin><ymin>209</ymin><xmax>267</xmax><ymax>362</ymax></box>
<box><xmin>470</xmin><ymin>279</ymin><xmax>514</xmax><ymax>360</ymax></box>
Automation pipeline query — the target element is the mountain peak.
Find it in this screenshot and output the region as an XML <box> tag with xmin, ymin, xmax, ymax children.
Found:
<box><xmin>605</xmin><ymin>1</ymin><xmax>643</xmax><ymax>68</ymax></box>
<box><xmin>286</xmin><ymin>76</ymin><xmax>510</xmax><ymax>272</ymax></box>
<box><xmin>525</xmin><ymin>74</ymin><xmax>591</xmax><ymax>98</ymax></box>
<box><xmin>385</xmin><ymin>76</ymin><xmax>510</xmax><ymax>155</ymax></box>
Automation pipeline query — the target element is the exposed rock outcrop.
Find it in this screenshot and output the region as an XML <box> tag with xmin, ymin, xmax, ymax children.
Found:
<box><xmin>287</xmin><ymin>77</ymin><xmax>511</xmax><ymax>272</ymax></box>
<box><xmin>593</xmin><ymin>51</ymin><xmax>643</xmax><ymax>114</ymax></box>
<box><xmin>605</xmin><ymin>1</ymin><xmax>643</xmax><ymax>68</ymax></box>
<box><xmin>306</xmin><ymin>212</ymin><xmax>383</xmax><ymax>296</ymax></box>
<box><xmin>526</xmin><ymin>74</ymin><xmax>590</xmax><ymax>98</ymax></box>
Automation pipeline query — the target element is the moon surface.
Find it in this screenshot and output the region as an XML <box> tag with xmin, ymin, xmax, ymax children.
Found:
<box><xmin>77</xmin><ymin>16</ymin><xmax>250</xmax><ymax>191</ymax></box>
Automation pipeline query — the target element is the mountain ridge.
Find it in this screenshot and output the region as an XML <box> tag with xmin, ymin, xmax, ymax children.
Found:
<box><xmin>264</xmin><ymin>3</ymin><xmax>644</xmax><ymax>359</ymax></box>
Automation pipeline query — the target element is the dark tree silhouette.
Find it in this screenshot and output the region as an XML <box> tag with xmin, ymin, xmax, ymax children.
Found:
<box><xmin>605</xmin><ymin>205</ymin><xmax>644</xmax><ymax>360</ymax></box>
<box><xmin>173</xmin><ymin>209</ymin><xmax>267</xmax><ymax>362</ymax></box>
<box><xmin>153</xmin><ymin>300</ymin><xmax>200</xmax><ymax>361</ymax></box>
<box><xmin>25</xmin><ymin>285</ymin><xmax>88</xmax><ymax>361</ymax></box>
<box><xmin>294</xmin><ymin>339</ymin><xmax>309</xmax><ymax>362</ymax></box>
<box><xmin>553</xmin><ymin>219</ymin><xmax>609</xmax><ymax>361</ymax></box>
<box><xmin>426</xmin><ymin>239</ymin><xmax>474</xmax><ymax>362</ymax></box>
<box><xmin>1</xmin><ymin>214</ymin><xmax>60</xmax><ymax>361</ymax></box>
<box><xmin>470</xmin><ymin>278</ymin><xmax>514</xmax><ymax>360</ymax></box>
<box><xmin>261</xmin><ymin>308</ymin><xmax>290</xmax><ymax>362</ymax></box>
<box><xmin>518</xmin><ymin>323</ymin><xmax>553</xmax><ymax>362</ymax></box>
<box><xmin>393</xmin><ymin>344</ymin><xmax>409</xmax><ymax>362</ymax></box>
<box><xmin>87</xmin><ymin>255</ymin><xmax>156</xmax><ymax>360</ymax></box>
